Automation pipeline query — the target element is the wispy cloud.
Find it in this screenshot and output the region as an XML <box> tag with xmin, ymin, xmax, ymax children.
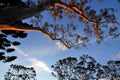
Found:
<box><xmin>29</xmin><ymin>58</ymin><xmax>51</xmax><ymax>73</ymax></box>
<box><xmin>26</xmin><ymin>47</ymin><xmax>58</xmax><ymax>56</ymax></box>
<box><xmin>56</xmin><ymin>41</ymin><xmax>67</xmax><ymax>50</ymax></box>
<box><xmin>116</xmin><ymin>52</ymin><xmax>120</xmax><ymax>58</ymax></box>
<box><xmin>12</xmin><ymin>46</ymin><xmax>51</xmax><ymax>73</ymax></box>
<box><xmin>11</xmin><ymin>45</ymin><xmax>29</xmax><ymax>57</ymax></box>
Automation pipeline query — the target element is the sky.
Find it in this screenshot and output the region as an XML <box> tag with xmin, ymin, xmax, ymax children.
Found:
<box><xmin>0</xmin><ymin>0</ymin><xmax>120</xmax><ymax>80</ymax></box>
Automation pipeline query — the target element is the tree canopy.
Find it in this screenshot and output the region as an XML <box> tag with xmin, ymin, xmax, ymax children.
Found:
<box><xmin>51</xmin><ymin>55</ymin><xmax>120</xmax><ymax>80</ymax></box>
<box><xmin>0</xmin><ymin>0</ymin><xmax>120</xmax><ymax>62</ymax></box>
<box><xmin>4</xmin><ymin>64</ymin><xmax>36</xmax><ymax>80</ymax></box>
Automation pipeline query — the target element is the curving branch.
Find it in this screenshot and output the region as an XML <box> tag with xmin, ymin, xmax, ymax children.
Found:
<box><xmin>0</xmin><ymin>0</ymin><xmax>106</xmax><ymax>49</ymax></box>
<box><xmin>54</xmin><ymin>1</ymin><xmax>102</xmax><ymax>40</ymax></box>
<box><xmin>0</xmin><ymin>23</ymin><xmax>71</xmax><ymax>48</ymax></box>
<box><xmin>0</xmin><ymin>0</ymin><xmax>102</xmax><ymax>39</ymax></box>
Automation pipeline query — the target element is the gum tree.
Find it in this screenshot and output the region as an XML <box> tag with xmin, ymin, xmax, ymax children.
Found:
<box><xmin>51</xmin><ymin>55</ymin><xmax>120</xmax><ymax>80</ymax></box>
<box><xmin>0</xmin><ymin>0</ymin><xmax>120</xmax><ymax>62</ymax></box>
<box><xmin>4</xmin><ymin>64</ymin><xmax>36</xmax><ymax>80</ymax></box>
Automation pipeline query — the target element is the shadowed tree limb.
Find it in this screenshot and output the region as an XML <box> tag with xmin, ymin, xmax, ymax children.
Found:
<box><xmin>0</xmin><ymin>0</ymin><xmax>57</xmax><ymax>20</ymax></box>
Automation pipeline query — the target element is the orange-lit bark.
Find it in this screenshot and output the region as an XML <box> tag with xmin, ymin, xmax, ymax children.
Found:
<box><xmin>55</xmin><ymin>3</ymin><xmax>74</xmax><ymax>12</ymax></box>
<box><xmin>0</xmin><ymin>1</ymin><xmax>101</xmax><ymax>39</ymax></box>
<box><xmin>0</xmin><ymin>24</ymin><xmax>71</xmax><ymax>48</ymax></box>
<box><xmin>0</xmin><ymin>25</ymin><xmax>37</xmax><ymax>31</ymax></box>
<box><xmin>55</xmin><ymin>2</ymin><xmax>102</xmax><ymax>39</ymax></box>
<box><xmin>0</xmin><ymin>0</ymin><xmax>102</xmax><ymax>48</ymax></box>
<box><xmin>0</xmin><ymin>24</ymin><xmax>53</xmax><ymax>40</ymax></box>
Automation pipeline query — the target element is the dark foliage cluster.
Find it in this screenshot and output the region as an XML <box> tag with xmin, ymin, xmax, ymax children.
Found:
<box><xmin>52</xmin><ymin>55</ymin><xmax>120</xmax><ymax>80</ymax></box>
<box><xmin>0</xmin><ymin>0</ymin><xmax>26</xmax><ymax>9</ymax></box>
<box><xmin>4</xmin><ymin>64</ymin><xmax>36</xmax><ymax>80</ymax></box>
<box><xmin>49</xmin><ymin>0</ymin><xmax>120</xmax><ymax>41</ymax></box>
<box><xmin>31</xmin><ymin>0</ymin><xmax>120</xmax><ymax>49</ymax></box>
<box><xmin>0</xmin><ymin>0</ymin><xmax>28</xmax><ymax>62</ymax></box>
<box><xmin>0</xmin><ymin>30</ymin><xmax>27</xmax><ymax>62</ymax></box>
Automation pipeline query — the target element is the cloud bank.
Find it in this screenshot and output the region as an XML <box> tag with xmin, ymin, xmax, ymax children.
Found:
<box><xmin>12</xmin><ymin>46</ymin><xmax>51</xmax><ymax>73</ymax></box>
<box><xmin>29</xmin><ymin>58</ymin><xmax>51</xmax><ymax>73</ymax></box>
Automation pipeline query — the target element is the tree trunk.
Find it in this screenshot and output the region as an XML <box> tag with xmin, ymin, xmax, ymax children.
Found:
<box><xmin>0</xmin><ymin>0</ymin><xmax>57</xmax><ymax>21</ymax></box>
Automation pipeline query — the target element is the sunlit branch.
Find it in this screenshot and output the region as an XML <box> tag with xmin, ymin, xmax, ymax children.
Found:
<box><xmin>0</xmin><ymin>24</ymin><xmax>64</xmax><ymax>42</ymax></box>
<box><xmin>54</xmin><ymin>2</ymin><xmax>102</xmax><ymax>40</ymax></box>
<box><xmin>0</xmin><ymin>23</ymin><xmax>71</xmax><ymax>48</ymax></box>
<box><xmin>55</xmin><ymin>3</ymin><xmax>74</xmax><ymax>12</ymax></box>
<box><xmin>0</xmin><ymin>0</ymin><xmax>64</xmax><ymax>41</ymax></box>
<box><xmin>0</xmin><ymin>24</ymin><xmax>50</xmax><ymax>38</ymax></box>
<box><xmin>0</xmin><ymin>0</ymin><xmax>103</xmax><ymax>49</ymax></box>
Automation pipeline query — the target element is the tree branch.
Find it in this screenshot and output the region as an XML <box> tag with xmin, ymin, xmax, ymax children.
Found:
<box><xmin>0</xmin><ymin>0</ymin><xmax>103</xmax><ymax>49</ymax></box>
<box><xmin>54</xmin><ymin>1</ymin><xmax>102</xmax><ymax>40</ymax></box>
<box><xmin>0</xmin><ymin>0</ymin><xmax>57</xmax><ymax>20</ymax></box>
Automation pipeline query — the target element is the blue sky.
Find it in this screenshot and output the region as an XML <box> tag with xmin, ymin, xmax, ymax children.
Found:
<box><xmin>0</xmin><ymin>32</ymin><xmax>120</xmax><ymax>80</ymax></box>
<box><xmin>0</xmin><ymin>0</ymin><xmax>120</xmax><ymax>80</ymax></box>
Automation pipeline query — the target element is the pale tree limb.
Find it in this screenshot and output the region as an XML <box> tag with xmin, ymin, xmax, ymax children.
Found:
<box><xmin>0</xmin><ymin>0</ymin><xmax>61</xmax><ymax>41</ymax></box>
<box><xmin>0</xmin><ymin>23</ymin><xmax>71</xmax><ymax>48</ymax></box>
<box><xmin>54</xmin><ymin>1</ymin><xmax>102</xmax><ymax>40</ymax></box>
<box><xmin>0</xmin><ymin>23</ymin><xmax>53</xmax><ymax>40</ymax></box>
<box><xmin>0</xmin><ymin>0</ymin><xmax>103</xmax><ymax>48</ymax></box>
<box><xmin>0</xmin><ymin>0</ymin><xmax>75</xmax><ymax>48</ymax></box>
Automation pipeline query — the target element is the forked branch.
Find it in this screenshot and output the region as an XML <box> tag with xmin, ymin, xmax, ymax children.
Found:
<box><xmin>0</xmin><ymin>22</ymin><xmax>72</xmax><ymax>47</ymax></box>
<box><xmin>0</xmin><ymin>0</ymin><xmax>103</xmax><ymax>49</ymax></box>
<box><xmin>54</xmin><ymin>1</ymin><xmax>102</xmax><ymax>40</ymax></box>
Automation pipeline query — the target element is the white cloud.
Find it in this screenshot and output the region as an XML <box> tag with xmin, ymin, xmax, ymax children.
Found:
<box><xmin>78</xmin><ymin>38</ymin><xmax>84</xmax><ymax>44</ymax></box>
<box><xmin>56</xmin><ymin>41</ymin><xmax>67</xmax><ymax>50</ymax></box>
<box><xmin>116</xmin><ymin>52</ymin><xmax>120</xmax><ymax>58</ymax></box>
<box><xmin>27</xmin><ymin>47</ymin><xmax>58</xmax><ymax>56</ymax></box>
<box><xmin>12</xmin><ymin>46</ymin><xmax>51</xmax><ymax>73</ymax></box>
<box><xmin>29</xmin><ymin>58</ymin><xmax>51</xmax><ymax>73</ymax></box>
<box><xmin>11</xmin><ymin>45</ymin><xmax>28</xmax><ymax>57</ymax></box>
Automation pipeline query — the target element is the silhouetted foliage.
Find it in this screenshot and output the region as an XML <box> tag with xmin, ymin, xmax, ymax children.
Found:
<box><xmin>0</xmin><ymin>0</ymin><xmax>28</xmax><ymax>62</ymax></box>
<box><xmin>0</xmin><ymin>0</ymin><xmax>120</xmax><ymax>62</ymax></box>
<box><xmin>51</xmin><ymin>55</ymin><xmax>120</xmax><ymax>80</ymax></box>
<box><xmin>0</xmin><ymin>0</ymin><xmax>26</xmax><ymax>8</ymax></box>
<box><xmin>0</xmin><ymin>30</ymin><xmax>27</xmax><ymax>62</ymax></box>
<box><xmin>12</xmin><ymin>41</ymin><xmax>21</xmax><ymax>46</ymax></box>
<box><xmin>4</xmin><ymin>56</ymin><xmax>17</xmax><ymax>62</ymax></box>
<box><xmin>0</xmin><ymin>51</ymin><xmax>17</xmax><ymax>62</ymax></box>
<box><xmin>118</xmin><ymin>0</ymin><xmax>120</xmax><ymax>2</ymax></box>
<box><xmin>4</xmin><ymin>64</ymin><xmax>36</xmax><ymax>80</ymax></box>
